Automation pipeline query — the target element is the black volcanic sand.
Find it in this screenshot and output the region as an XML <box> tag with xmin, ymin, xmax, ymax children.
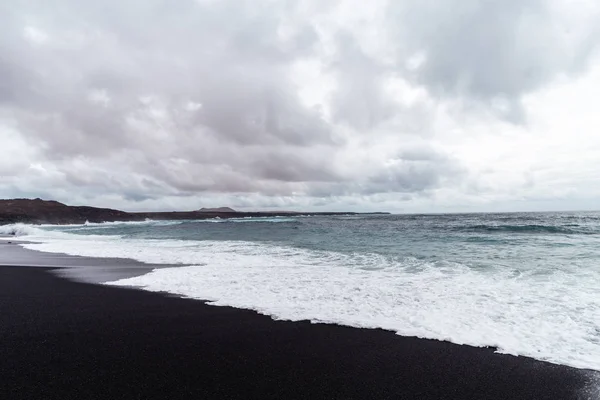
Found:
<box><xmin>0</xmin><ymin>266</ymin><xmax>595</xmax><ymax>400</ymax></box>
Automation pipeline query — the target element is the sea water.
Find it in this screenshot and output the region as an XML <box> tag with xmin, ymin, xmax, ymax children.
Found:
<box><xmin>2</xmin><ymin>212</ymin><xmax>600</xmax><ymax>371</ymax></box>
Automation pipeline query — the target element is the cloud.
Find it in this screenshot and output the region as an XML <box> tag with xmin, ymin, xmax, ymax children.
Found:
<box><xmin>0</xmin><ymin>0</ymin><xmax>599</xmax><ymax>212</ymax></box>
<box><xmin>388</xmin><ymin>0</ymin><xmax>600</xmax><ymax>121</ymax></box>
<box><xmin>329</xmin><ymin>32</ymin><xmax>396</xmax><ymax>130</ymax></box>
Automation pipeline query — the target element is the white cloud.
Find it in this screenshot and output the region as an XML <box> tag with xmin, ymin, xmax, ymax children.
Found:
<box><xmin>23</xmin><ymin>26</ymin><xmax>48</xmax><ymax>45</ymax></box>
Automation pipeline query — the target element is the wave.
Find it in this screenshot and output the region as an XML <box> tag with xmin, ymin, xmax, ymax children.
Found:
<box><xmin>0</xmin><ymin>217</ymin><xmax>295</xmax><ymax>237</ymax></box>
<box><xmin>458</xmin><ymin>224</ymin><xmax>598</xmax><ymax>235</ymax></box>
<box><xmin>102</xmin><ymin>244</ymin><xmax>599</xmax><ymax>371</ymax></box>
<box><xmin>0</xmin><ymin>223</ymin><xmax>51</xmax><ymax>237</ymax></box>
<box><xmin>5</xmin><ymin>223</ymin><xmax>597</xmax><ymax>371</ymax></box>
<box><xmin>0</xmin><ymin>223</ymin><xmax>123</xmax><ymax>241</ymax></box>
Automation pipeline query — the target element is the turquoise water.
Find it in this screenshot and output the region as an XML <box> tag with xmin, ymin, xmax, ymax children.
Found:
<box><xmin>47</xmin><ymin>212</ymin><xmax>600</xmax><ymax>272</ymax></box>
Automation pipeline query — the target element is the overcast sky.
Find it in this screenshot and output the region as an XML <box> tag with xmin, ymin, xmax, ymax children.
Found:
<box><xmin>1</xmin><ymin>0</ymin><xmax>600</xmax><ymax>212</ymax></box>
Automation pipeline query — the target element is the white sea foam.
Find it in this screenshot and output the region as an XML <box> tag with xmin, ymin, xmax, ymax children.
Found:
<box><xmin>0</xmin><ymin>220</ymin><xmax>183</xmax><ymax>238</ymax></box>
<box><xmin>4</xmin><ymin>223</ymin><xmax>600</xmax><ymax>371</ymax></box>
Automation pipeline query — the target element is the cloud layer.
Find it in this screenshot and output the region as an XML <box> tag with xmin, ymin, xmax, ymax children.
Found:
<box><xmin>1</xmin><ymin>0</ymin><xmax>599</xmax><ymax>212</ymax></box>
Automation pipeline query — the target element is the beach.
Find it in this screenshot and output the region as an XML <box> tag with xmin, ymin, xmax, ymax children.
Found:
<box><xmin>0</xmin><ymin>242</ymin><xmax>595</xmax><ymax>400</ymax></box>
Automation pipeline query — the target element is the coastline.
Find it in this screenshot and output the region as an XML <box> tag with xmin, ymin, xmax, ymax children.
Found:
<box><xmin>0</xmin><ymin>245</ymin><xmax>597</xmax><ymax>399</ymax></box>
<box><xmin>0</xmin><ymin>198</ymin><xmax>383</xmax><ymax>225</ymax></box>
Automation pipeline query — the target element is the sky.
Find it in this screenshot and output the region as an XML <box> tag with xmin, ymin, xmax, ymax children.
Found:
<box><xmin>1</xmin><ymin>0</ymin><xmax>600</xmax><ymax>213</ymax></box>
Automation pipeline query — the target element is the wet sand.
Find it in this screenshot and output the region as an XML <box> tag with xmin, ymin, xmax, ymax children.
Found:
<box><xmin>0</xmin><ymin>239</ymin><xmax>158</xmax><ymax>283</ymax></box>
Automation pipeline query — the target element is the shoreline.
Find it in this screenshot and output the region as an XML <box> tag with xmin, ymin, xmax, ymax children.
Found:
<box><xmin>0</xmin><ymin>258</ymin><xmax>597</xmax><ymax>399</ymax></box>
<box><xmin>0</xmin><ymin>240</ymin><xmax>168</xmax><ymax>283</ymax></box>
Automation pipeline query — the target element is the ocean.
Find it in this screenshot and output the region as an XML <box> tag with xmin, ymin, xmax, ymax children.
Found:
<box><xmin>2</xmin><ymin>212</ymin><xmax>600</xmax><ymax>372</ymax></box>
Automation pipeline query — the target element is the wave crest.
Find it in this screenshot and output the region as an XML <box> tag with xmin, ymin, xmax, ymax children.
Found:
<box><xmin>458</xmin><ymin>224</ymin><xmax>597</xmax><ymax>235</ymax></box>
<box><xmin>0</xmin><ymin>223</ymin><xmax>47</xmax><ymax>237</ymax></box>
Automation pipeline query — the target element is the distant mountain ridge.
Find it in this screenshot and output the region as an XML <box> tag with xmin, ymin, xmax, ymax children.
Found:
<box><xmin>0</xmin><ymin>198</ymin><xmax>385</xmax><ymax>225</ymax></box>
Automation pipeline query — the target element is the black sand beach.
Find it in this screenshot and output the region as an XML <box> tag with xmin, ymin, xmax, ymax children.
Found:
<box><xmin>0</xmin><ymin>246</ymin><xmax>595</xmax><ymax>399</ymax></box>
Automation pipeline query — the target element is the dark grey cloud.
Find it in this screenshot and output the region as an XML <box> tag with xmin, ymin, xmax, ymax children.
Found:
<box><xmin>388</xmin><ymin>0</ymin><xmax>600</xmax><ymax>121</ymax></box>
<box><xmin>366</xmin><ymin>148</ymin><xmax>463</xmax><ymax>194</ymax></box>
<box><xmin>311</xmin><ymin>145</ymin><xmax>463</xmax><ymax>197</ymax></box>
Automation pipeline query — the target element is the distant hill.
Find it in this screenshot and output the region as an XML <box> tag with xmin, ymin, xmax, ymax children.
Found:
<box><xmin>0</xmin><ymin>198</ymin><xmax>386</xmax><ymax>226</ymax></box>
<box><xmin>0</xmin><ymin>198</ymin><xmax>133</xmax><ymax>225</ymax></box>
<box><xmin>197</xmin><ymin>207</ymin><xmax>236</xmax><ymax>212</ymax></box>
